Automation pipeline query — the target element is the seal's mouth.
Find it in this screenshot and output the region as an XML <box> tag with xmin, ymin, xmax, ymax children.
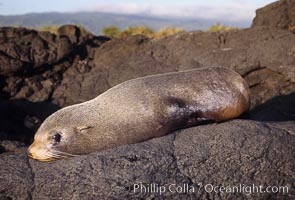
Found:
<box><xmin>28</xmin><ymin>142</ymin><xmax>77</xmax><ymax>162</ymax></box>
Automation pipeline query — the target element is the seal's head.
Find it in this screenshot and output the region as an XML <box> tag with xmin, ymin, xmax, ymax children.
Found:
<box><xmin>28</xmin><ymin>105</ymin><xmax>95</xmax><ymax>161</ymax></box>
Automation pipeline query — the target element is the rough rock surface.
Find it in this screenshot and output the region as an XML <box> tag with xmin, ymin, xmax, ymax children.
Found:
<box><xmin>0</xmin><ymin>25</ymin><xmax>109</xmax><ymax>141</ymax></box>
<box><xmin>51</xmin><ymin>27</ymin><xmax>295</xmax><ymax>109</ymax></box>
<box><xmin>0</xmin><ymin>120</ymin><xmax>294</xmax><ymax>199</ymax></box>
<box><xmin>0</xmin><ymin>27</ymin><xmax>72</xmax><ymax>76</ymax></box>
<box><xmin>252</xmin><ymin>0</ymin><xmax>295</xmax><ymax>31</ymax></box>
<box><xmin>0</xmin><ymin>1</ymin><xmax>295</xmax><ymax>199</ymax></box>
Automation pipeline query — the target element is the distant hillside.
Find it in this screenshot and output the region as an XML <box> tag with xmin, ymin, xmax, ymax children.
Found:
<box><xmin>0</xmin><ymin>12</ymin><xmax>250</xmax><ymax>34</ymax></box>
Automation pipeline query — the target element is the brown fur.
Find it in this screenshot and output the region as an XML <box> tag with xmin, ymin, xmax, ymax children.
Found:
<box><xmin>28</xmin><ymin>67</ymin><xmax>250</xmax><ymax>161</ymax></box>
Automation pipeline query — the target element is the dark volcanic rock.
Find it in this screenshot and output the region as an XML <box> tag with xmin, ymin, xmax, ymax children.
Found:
<box><xmin>0</xmin><ymin>99</ymin><xmax>60</xmax><ymax>143</ymax></box>
<box><xmin>252</xmin><ymin>0</ymin><xmax>295</xmax><ymax>31</ymax></box>
<box><xmin>0</xmin><ymin>27</ymin><xmax>109</xmax><ymax>142</ymax></box>
<box><xmin>0</xmin><ymin>120</ymin><xmax>294</xmax><ymax>199</ymax></box>
<box><xmin>250</xmin><ymin>92</ymin><xmax>295</xmax><ymax>121</ymax></box>
<box><xmin>0</xmin><ymin>151</ymin><xmax>34</xmax><ymax>199</ymax></box>
<box><xmin>1</xmin><ymin>26</ymin><xmax>294</xmax><ymax>110</ymax></box>
<box><xmin>53</xmin><ymin>27</ymin><xmax>295</xmax><ymax>108</ymax></box>
<box><xmin>0</xmin><ymin>27</ymin><xmax>73</xmax><ymax>76</ymax></box>
<box><xmin>57</xmin><ymin>24</ymin><xmax>83</xmax><ymax>44</ymax></box>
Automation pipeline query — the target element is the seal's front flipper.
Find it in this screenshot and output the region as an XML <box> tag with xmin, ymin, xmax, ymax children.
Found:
<box><xmin>163</xmin><ymin>97</ymin><xmax>215</xmax><ymax>131</ymax></box>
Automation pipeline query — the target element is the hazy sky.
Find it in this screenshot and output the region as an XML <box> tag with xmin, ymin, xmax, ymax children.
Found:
<box><xmin>0</xmin><ymin>0</ymin><xmax>275</xmax><ymax>21</ymax></box>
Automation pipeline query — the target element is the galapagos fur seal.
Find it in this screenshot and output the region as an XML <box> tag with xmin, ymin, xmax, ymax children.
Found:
<box><xmin>28</xmin><ymin>67</ymin><xmax>250</xmax><ymax>161</ymax></box>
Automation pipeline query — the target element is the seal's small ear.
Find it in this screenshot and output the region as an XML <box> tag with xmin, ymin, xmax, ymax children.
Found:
<box><xmin>76</xmin><ymin>126</ymin><xmax>93</xmax><ymax>133</ymax></box>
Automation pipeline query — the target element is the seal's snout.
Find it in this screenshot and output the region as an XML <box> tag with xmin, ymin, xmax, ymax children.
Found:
<box><xmin>27</xmin><ymin>151</ymin><xmax>34</xmax><ymax>158</ymax></box>
<box><xmin>27</xmin><ymin>142</ymin><xmax>38</xmax><ymax>159</ymax></box>
<box><xmin>28</xmin><ymin>138</ymin><xmax>76</xmax><ymax>162</ymax></box>
<box><xmin>27</xmin><ymin>141</ymin><xmax>51</xmax><ymax>161</ymax></box>
<box><xmin>27</xmin><ymin>148</ymin><xmax>33</xmax><ymax>158</ymax></box>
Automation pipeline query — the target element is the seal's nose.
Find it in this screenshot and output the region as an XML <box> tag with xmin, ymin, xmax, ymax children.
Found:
<box><xmin>27</xmin><ymin>148</ymin><xmax>33</xmax><ymax>158</ymax></box>
<box><xmin>27</xmin><ymin>144</ymin><xmax>35</xmax><ymax>158</ymax></box>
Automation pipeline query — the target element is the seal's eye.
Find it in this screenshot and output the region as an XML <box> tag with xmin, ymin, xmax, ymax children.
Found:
<box><xmin>51</xmin><ymin>133</ymin><xmax>61</xmax><ymax>143</ymax></box>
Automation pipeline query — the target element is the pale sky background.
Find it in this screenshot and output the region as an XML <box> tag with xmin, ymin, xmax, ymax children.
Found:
<box><xmin>0</xmin><ymin>0</ymin><xmax>275</xmax><ymax>21</ymax></box>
